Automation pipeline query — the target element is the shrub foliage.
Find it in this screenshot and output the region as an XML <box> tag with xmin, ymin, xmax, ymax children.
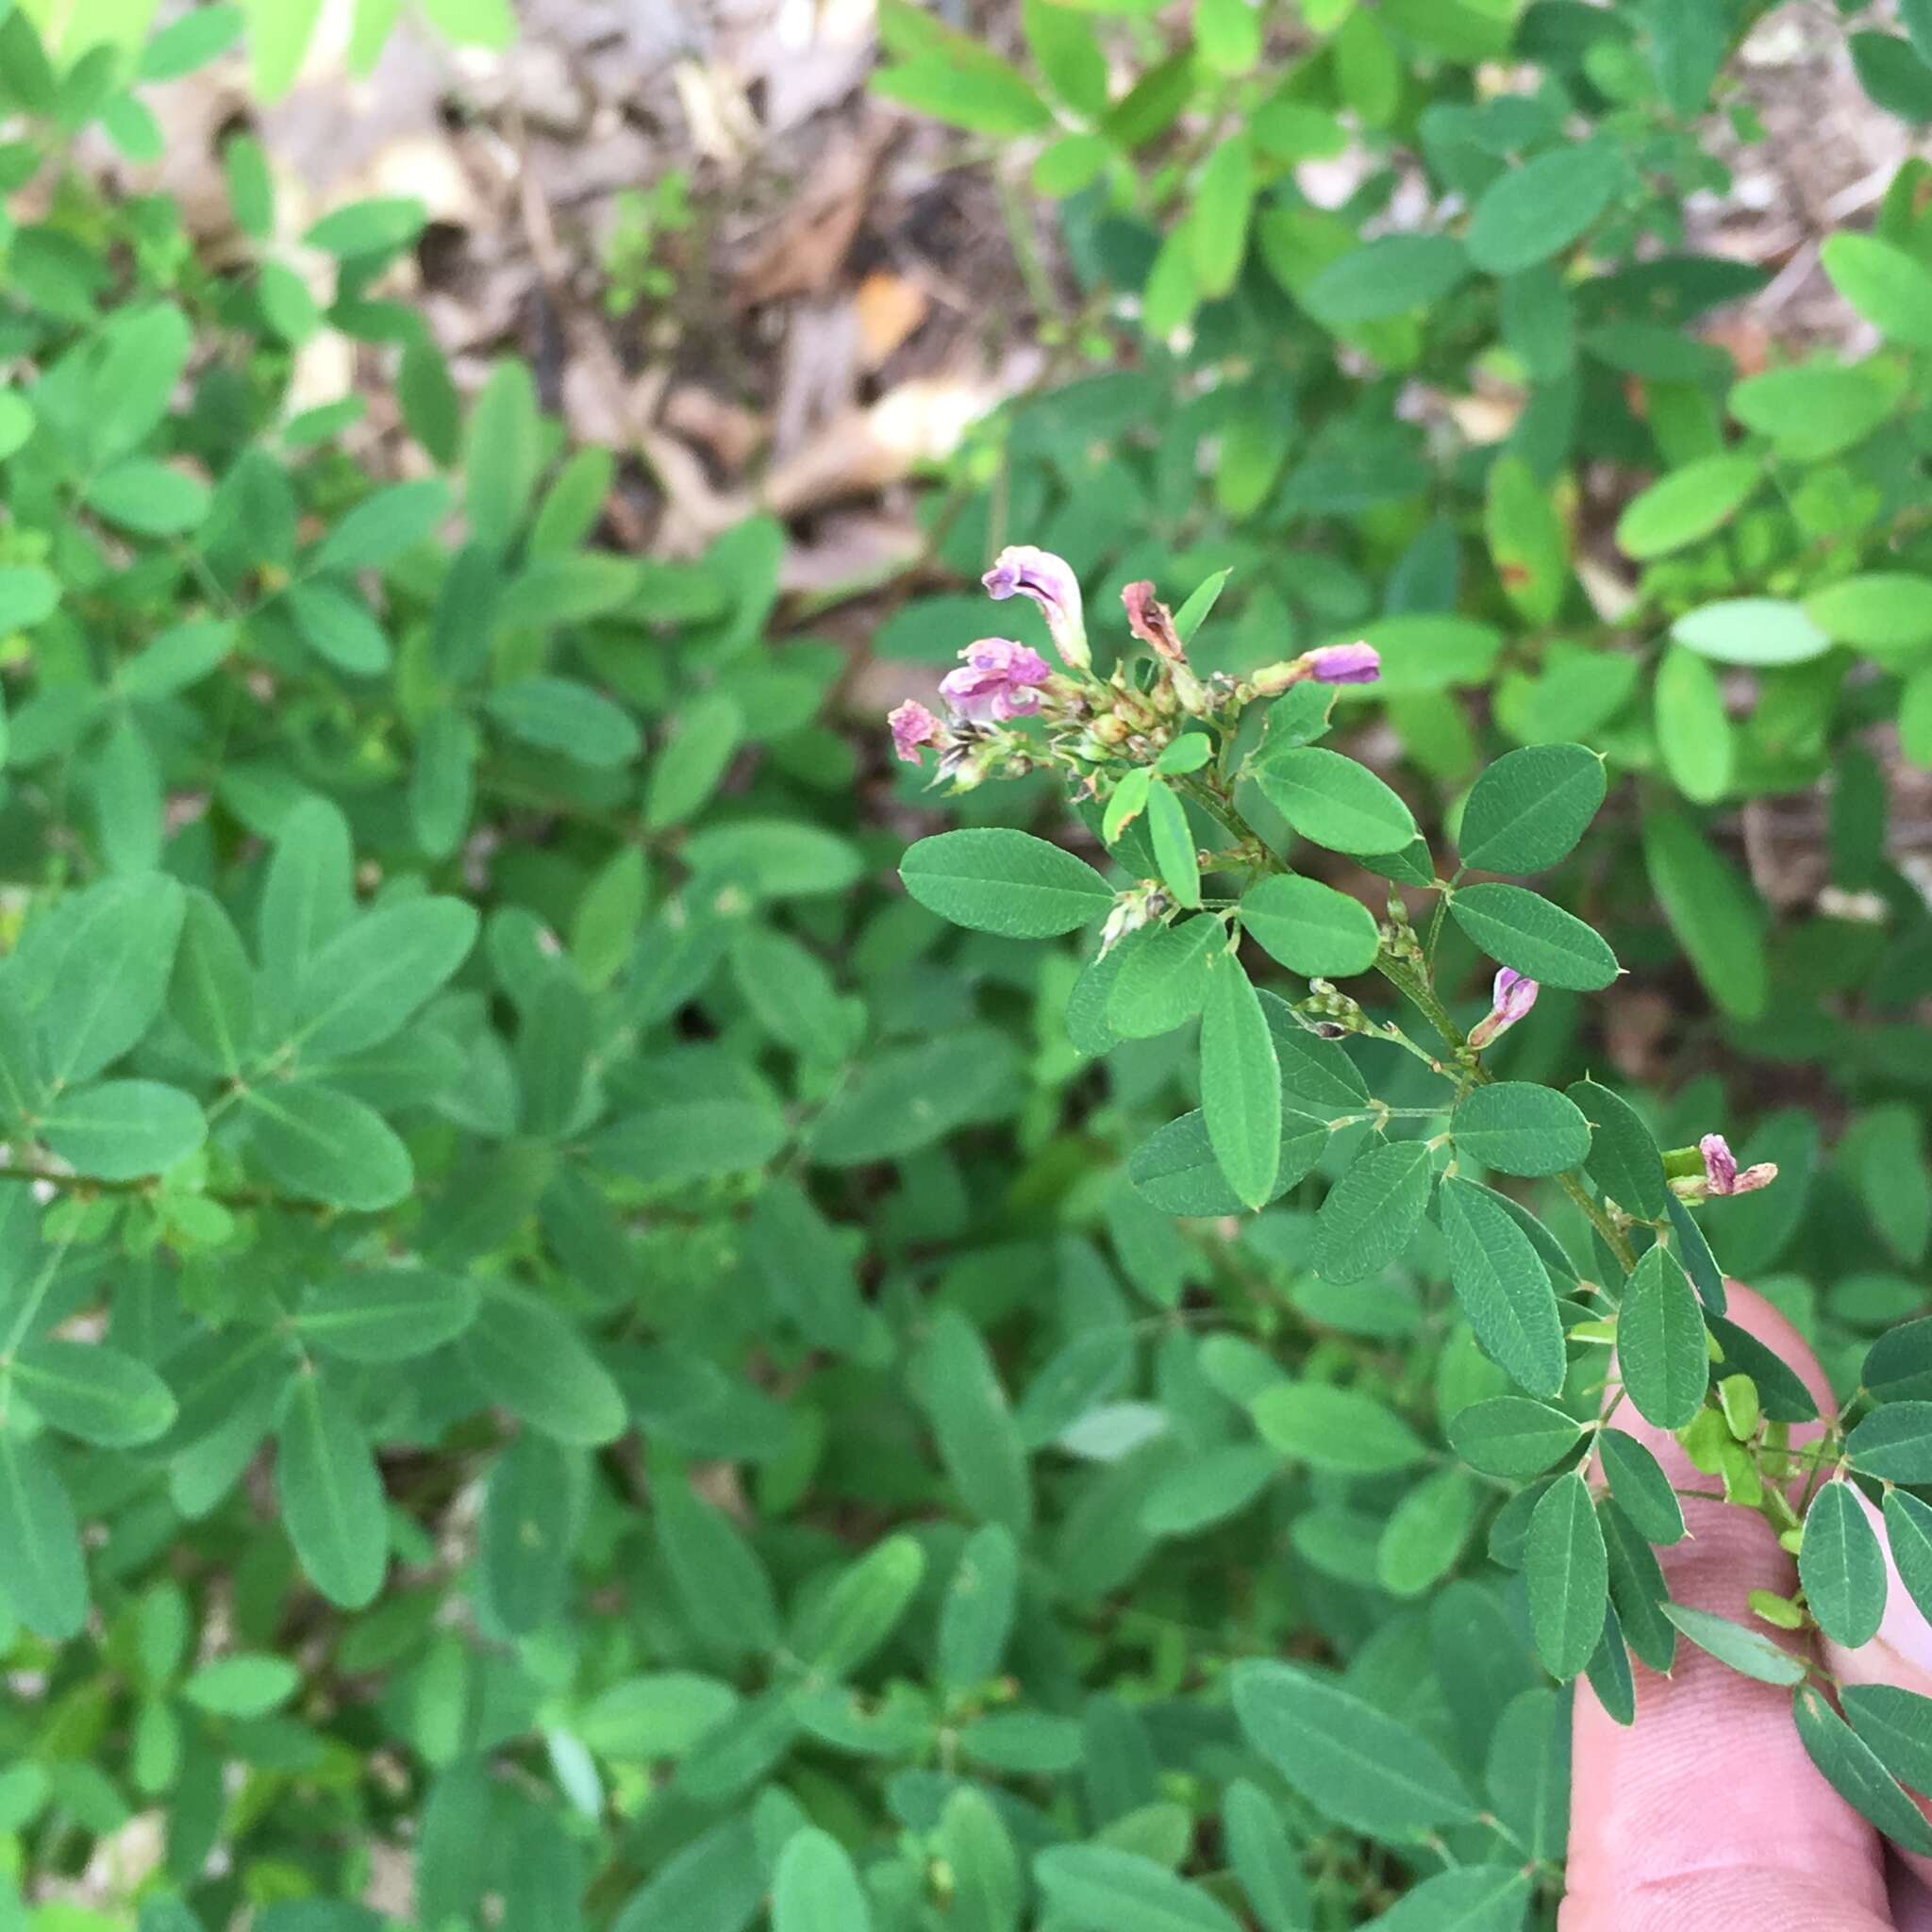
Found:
<box><xmin>6</xmin><ymin>3</ymin><xmax>1932</xmax><ymax>1931</ymax></box>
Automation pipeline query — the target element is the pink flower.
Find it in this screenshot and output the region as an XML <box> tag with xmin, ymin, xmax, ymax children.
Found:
<box><xmin>1699</xmin><ymin>1133</ymin><xmax>1778</xmax><ymax>1197</ymax></box>
<box><xmin>983</xmin><ymin>545</ymin><xmax>1089</xmax><ymax>671</ymax></box>
<box><xmin>889</xmin><ymin>700</ymin><xmax>941</xmax><ymax>766</ymax></box>
<box><xmin>1468</xmin><ymin>967</ymin><xmax>1539</xmax><ymax>1049</ymax></box>
<box><xmin>1305</xmin><ymin>641</ymin><xmax>1381</xmax><ymax>685</ymax></box>
<box><xmin>939</xmin><ymin>637</ymin><xmax>1051</xmax><ymax>725</ymax></box>
<box><xmin>1122</xmin><ymin>580</ymin><xmax>1185</xmax><ymax>662</ymax></box>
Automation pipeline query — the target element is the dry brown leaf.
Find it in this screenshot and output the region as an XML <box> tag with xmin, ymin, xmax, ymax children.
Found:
<box><xmin>855</xmin><ymin>268</ymin><xmax>929</xmax><ymax>368</ymax></box>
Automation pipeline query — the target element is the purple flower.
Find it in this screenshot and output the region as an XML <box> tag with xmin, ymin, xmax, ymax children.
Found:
<box><xmin>1700</xmin><ymin>1133</ymin><xmax>1778</xmax><ymax>1197</ymax></box>
<box><xmin>889</xmin><ymin>699</ymin><xmax>941</xmax><ymax>766</ymax></box>
<box><xmin>1305</xmin><ymin>641</ymin><xmax>1381</xmax><ymax>686</ymax></box>
<box><xmin>939</xmin><ymin>637</ymin><xmax>1052</xmax><ymax>725</ymax></box>
<box><xmin>1468</xmin><ymin>967</ymin><xmax>1539</xmax><ymax>1050</ymax></box>
<box><xmin>983</xmin><ymin>545</ymin><xmax>1090</xmax><ymax>671</ymax></box>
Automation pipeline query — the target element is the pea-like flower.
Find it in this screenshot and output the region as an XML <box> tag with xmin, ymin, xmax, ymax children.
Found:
<box><xmin>889</xmin><ymin>700</ymin><xmax>942</xmax><ymax>766</ymax></box>
<box><xmin>983</xmin><ymin>545</ymin><xmax>1090</xmax><ymax>671</ymax></box>
<box><xmin>1305</xmin><ymin>641</ymin><xmax>1382</xmax><ymax>685</ymax></box>
<box><xmin>1468</xmin><ymin>967</ymin><xmax>1539</xmax><ymax>1049</ymax></box>
<box><xmin>1250</xmin><ymin>641</ymin><xmax>1383</xmax><ymax>696</ymax></box>
<box><xmin>938</xmin><ymin>637</ymin><xmax>1052</xmax><ymax>724</ymax></box>
<box><xmin>1698</xmin><ymin>1133</ymin><xmax>1778</xmax><ymax>1197</ymax></box>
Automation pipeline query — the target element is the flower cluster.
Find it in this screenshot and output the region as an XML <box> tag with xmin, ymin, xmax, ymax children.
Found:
<box><xmin>888</xmin><ymin>544</ymin><xmax>1382</xmax><ymax>793</ymax></box>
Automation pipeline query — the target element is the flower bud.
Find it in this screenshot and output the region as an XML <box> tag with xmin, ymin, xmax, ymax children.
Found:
<box><xmin>1304</xmin><ymin>641</ymin><xmax>1381</xmax><ymax>685</ymax></box>
<box><xmin>982</xmin><ymin>545</ymin><xmax>1090</xmax><ymax>672</ymax></box>
<box><xmin>1671</xmin><ymin>1132</ymin><xmax>1778</xmax><ymax>1200</ymax></box>
<box><xmin>1467</xmin><ymin>968</ymin><xmax>1539</xmax><ymax>1049</ymax></box>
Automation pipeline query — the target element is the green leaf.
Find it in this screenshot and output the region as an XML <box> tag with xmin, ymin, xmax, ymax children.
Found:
<box><xmin>140</xmin><ymin>5</ymin><xmax>245</xmax><ymax>78</ymax></box>
<box><xmin>918</xmin><ymin>1309</ymin><xmax>1031</xmax><ymax>1537</ymax></box>
<box><xmin>1361</xmin><ymin>1867</ymin><xmax>1531</xmax><ymax>1932</ymax></box>
<box><xmin>1222</xmin><ymin>1780</ymin><xmax>1310</xmax><ymax>1932</ymax></box>
<box><xmin>1376</xmin><ymin>1468</ymin><xmax>1478</xmax><ymax>1597</ymax></box>
<box><xmin>294</xmin><ymin>1269</ymin><xmax>480</xmax><ymax>1362</ymax></box>
<box><xmin>0</xmin><ymin>565</ymin><xmax>58</xmax><ymax>630</ymax></box>
<box><xmin>1312</xmin><ymin>1139</ymin><xmax>1433</xmax><ymax>1283</ymax></box>
<box><xmin>773</xmin><ymin>1828</ymin><xmax>872</xmax><ymax>1932</ymax></box>
<box><xmin>1618</xmin><ymin>1246</ymin><xmax>1708</xmax><ymax>1430</ymax></box>
<box><xmin>791</xmin><ymin>1534</ymin><xmax>925</xmax><ymax>1678</ymax></box>
<box><xmin>1661</xmin><ymin>1603</ymin><xmax>1805</xmax><ymax>1685</ymax></box>
<box><xmin>1264</xmin><ymin>992</ymin><xmax>1371</xmax><ymax>1108</ymax></box>
<box><xmin>1598</xmin><ymin>1429</ymin><xmax>1686</xmax><ymax>1545</ymax></box>
<box><xmin>1793</xmin><ymin>1682</ymin><xmax>1932</xmax><ymax>1854</ymax></box>
<box><xmin>1804</xmin><ymin>573</ymin><xmax>1932</xmax><ymax>657</ymax></box>
<box><xmin>89</xmin><ymin>304</ymin><xmax>192</xmax><ymax>463</ymax></box>
<box><xmin>479</xmin><ymin>1431</ymin><xmax>583</xmax><ymax>1634</ymax></box>
<box><xmin>1466</xmin><ymin>142</ymin><xmax>1624</xmax><ymax>275</ymax></box>
<box><xmin>84</xmin><ymin>458</ymin><xmax>209</xmax><ymax>534</ymax></box>
<box><xmin>1240</xmin><ymin>874</ymin><xmax>1381</xmax><ymax>976</ymax></box>
<box><xmin>286</xmin><ymin>579</ymin><xmax>390</xmax><ymax>675</ymax></box>
<box><xmin>1231</xmin><ymin>1660</ymin><xmax>1474</xmax><ymax>1837</ymax></box>
<box><xmin>1108</xmin><ymin>918</ymin><xmax>1222</xmax><ymax>1038</ymax></box>
<box><xmin>658</xmin><ymin>1473</ymin><xmax>782</xmax><ymax>1657</ymax></box>
<box><xmin>1524</xmin><ymin>1473</ymin><xmax>1607</xmax><ymax>1681</ymax></box>
<box><xmin>1129</xmin><ymin>1107</ymin><xmax>1327</xmax><ymax>1217</ymax></box>
<box><xmin>120</xmin><ymin>617</ymin><xmax>236</xmax><ymax>700</ymax></box>
<box><xmin>458</xmin><ymin>1289</ymin><xmax>627</xmax><ymax>1447</ymax></box>
<box><xmin>304</xmin><ymin>195</ymin><xmax>425</xmax><ymax>258</ymax></box>
<box><xmin>10</xmin><ymin>1340</ymin><xmax>175</xmax><ymax>1447</ymax></box>
<box><xmin>808</xmin><ymin>1029</ymin><xmax>1015</xmax><ymax>1165</ymax></box>
<box><xmin>1304</xmin><ymin>233</ymin><xmax>1470</xmax><ymax>324</ymax></box>
<box><xmin>1655</xmin><ymin>645</ymin><xmax>1735</xmax><ymax>805</ymax></box>
<box><xmin>258</xmin><ymin>797</ymin><xmax>354</xmax><ymax>999</ymax></box>
<box><xmin>1571</xmin><ymin>1079</ymin><xmax>1672</xmax><ymax>1220</ymax></box>
<box><xmin>643</xmin><ymin>691</ymin><xmax>745</xmax><ymax>832</ymax></box>
<box><xmin>1848</xmin><ymin>1402</ymin><xmax>1932</xmax><ymax>1482</ymax></box>
<box><xmin>1449</xmin><ymin>882</ymin><xmax>1619</xmax><ymax>991</ymax></box>
<box><xmin>1191</xmin><ymin>132</ymin><xmax>1256</xmax><ymax>299</ymax></box>
<box><xmin>872</xmin><ymin>49</ymin><xmax>1054</xmax><ymax>136</ymax></box>
<box><xmin>0</xmin><ymin>1432</ymin><xmax>86</xmax><ymax>1639</ymax></box>
<box><xmin>1667</xmin><ymin>1196</ymin><xmax>1729</xmax><ymax>1315</ymax></box>
<box><xmin>1437</xmin><ymin>1176</ymin><xmax>1565</xmax><ymax>1397</ymax></box>
<box><xmin>940</xmin><ymin>1790</ymin><xmax>1021</xmax><ymax>1932</ymax></box>
<box><xmin>181</xmin><ymin>1653</ymin><xmax>300</xmax><ymax>1718</ymax></box>
<box><xmin>33</xmin><ymin>873</ymin><xmax>186</xmax><ymax>1085</ymax></box>
<box><xmin>1199</xmin><ymin>951</ymin><xmax>1281</xmax><ymax>1212</ymax></box>
<box><xmin>1641</xmin><ymin>808</ymin><xmax>1768</xmax><ymax>1022</ymax></box>
<box><xmin>900</xmin><ymin>828</ymin><xmax>1114</xmax><ymax>938</ymax></box>
<box><xmin>39</xmin><ymin>1079</ymin><xmax>204</xmax><ymax>1180</ymax></box>
<box><xmin>1870</xmin><ymin>1323</ymin><xmax>1932</xmax><ymax>1404</ymax></box>
<box><xmin>1250</xmin><ymin>1383</ymin><xmax>1426</xmax><ymax>1475</ymax></box>
<box><xmin>167</xmin><ymin>889</ymin><xmax>256</xmax><ymax>1076</ymax></box>
<box><xmin>276</xmin><ymin>1374</ymin><xmax>387</xmax><ymax>1609</ymax></box>
<box><xmin>1729</xmin><ymin>357</ymin><xmax>1901</xmax><ymax>460</ymax></box>
<box><xmin>1252</xmin><ymin>745</ymin><xmax>1419</xmax><ymax>856</ymax></box>
<box><xmin>243</xmin><ymin>1081</ymin><xmax>411</xmax><ymax>1211</ymax></box>
<box><xmin>1614</xmin><ymin>454</ymin><xmax>1761</xmax><ymax>559</ymax></box>
<box><xmin>683</xmin><ymin>820</ymin><xmax>862</xmax><ymax>900</ymax></box>
<box><xmin>1842</xmin><ymin>1684</ymin><xmax>1932</xmax><ymax>1798</ymax></box>
<box><xmin>291</xmin><ymin>898</ymin><xmax>478</xmax><ymax>1058</ymax></box>
<box><xmin>1800</xmin><ymin>1480</ymin><xmax>1887</xmax><ymax>1650</ymax></box>
<box><xmin>1452</xmin><ymin>1082</ymin><xmax>1591</xmax><ymax>1177</ymax></box>
<box><xmin>1821</xmin><ymin>232</ymin><xmax>1932</xmax><ymax>349</ymax></box>
<box><xmin>939</xmin><ymin>1523</ymin><xmax>1020</xmax><ymax>1690</ymax></box>
<box><xmin>577</xmin><ymin>1673</ymin><xmax>738</xmax><ymax>1760</ymax></box>
<box><xmin>1446</xmin><ymin>1396</ymin><xmax>1583</xmax><ymax>1477</ymax></box>
<box><xmin>1458</xmin><ymin>743</ymin><xmax>1606</xmax><ymax>874</ymax></box>
<box><xmin>1671</xmin><ymin>597</ymin><xmax>1831</xmax><ymax>667</ymax></box>
<box><xmin>1145</xmin><ymin>779</ymin><xmax>1202</xmax><ymax>908</ymax></box>
<box><xmin>484</xmin><ymin>677</ymin><xmax>641</xmax><ymax>768</ymax></box>
<box><xmin>311</xmin><ymin>478</ymin><xmax>449</xmax><ymax>574</ymax></box>
<box><xmin>1034</xmin><ymin>1845</ymin><xmax>1241</xmax><ymax>1932</ymax></box>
